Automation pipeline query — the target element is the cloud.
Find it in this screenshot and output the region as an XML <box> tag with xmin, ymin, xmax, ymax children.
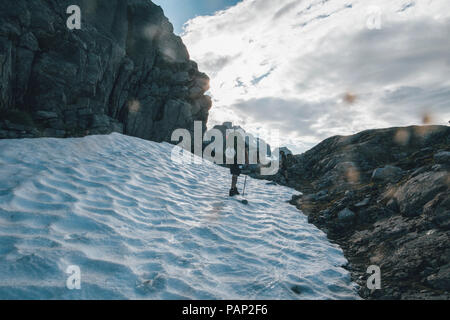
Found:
<box><xmin>182</xmin><ymin>0</ymin><xmax>450</xmax><ymax>153</ymax></box>
<box><xmin>273</xmin><ymin>1</ymin><xmax>301</xmax><ymax>20</ymax></box>
<box><xmin>232</xmin><ymin>97</ymin><xmax>333</xmax><ymax>137</ymax></box>
<box><xmin>378</xmin><ymin>86</ymin><xmax>450</xmax><ymax>124</ymax></box>
<box><xmin>199</xmin><ymin>53</ymin><xmax>241</xmax><ymax>77</ymax></box>
<box><xmin>301</xmin><ymin>19</ymin><xmax>450</xmax><ymax>90</ymax></box>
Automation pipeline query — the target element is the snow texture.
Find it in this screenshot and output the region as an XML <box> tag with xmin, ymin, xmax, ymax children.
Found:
<box><xmin>0</xmin><ymin>133</ymin><xmax>359</xmax><ymax>299</ymax></box>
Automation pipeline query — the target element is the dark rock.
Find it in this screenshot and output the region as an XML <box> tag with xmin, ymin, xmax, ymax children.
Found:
<box><xmin>371</xmin><ymin>165</ymin><xmax>403</xmax><ymax>183</ymax></box>
<box><xmin>35</xmin><ymin>111</ymin><xmax>58</xmax><ymax>120</ymax></box>
<box><xmin>0</xmin><ymin>0</ymin><xmax>211</xmax><ymax>142</ymax></box>
<box><xmin>289</xmin><ymin>194</ymin><xmax>302</xmax><ymax>206</ymax></box>
<box><xmin>386</xmin><ymin>198</ymin><xmax>399</xmax><ymax>212</ymax></box>
<box><xmin>354</xmin><ymin>197</ymin><xmax>370</xmax><ymax>208</ymax></box>
<box><xmin>19</xmin><ymin>32</ymin><xmax>39</xmax><ymax>51</ymax></box>
<box><xmin>4</xmin><ymin>123</ymin><xmax>27</xmax><ymax>131</ymax></box>
<box><xmin>316</xmin><ymin>190</ymin><xmax>328</xmax><ymax>197</ymax></box>
<box><xmin>337</xmin><ymin>208</ymin><xmax>355</xmax><ymax>222</ymax></box>
<box><xmin>357</xmin><ymin>206</ymin><xmax>386</xmax><ymax>224</ymax></box>
<box><xmin>270</xmin><ymin>125</ymin><xmax>450</xmax><ymax>300</ymax></box>
<box><xmin>344</xmin><ymin>190</ymin><xmax>354</xmax><ymax>198</ymax></box>
<box><xmin>319</xmin><ymin>209</ymin><xmax>332</xmax><ymax>220</ymax></box>
<box><xmin>426</xmin><ymin>263</ymin><xmax>450</xmax><ymax>291</ymax></box>
<box><xmin>302</xmin><ymin>194</ymin><xmax>316</xmax><ymax>202</ymax></box>
<box><xmin>394</xmin><ymin>171</ymin><xmax>449</xmax><ymax>217</ymax></box>
<box><xmin>315</xmin><ymin>190</ymin><xmax>329</xmax><ymax>201</ymax></box>
<box><xmin>410</xmin><ymin>166</ymin><xmax>429</xmax><ymax>178</ymax></box>
<box><xmin>0</xmin><ymin>130</ymin><xmax>8</xmax><ymax>138</ymax></box>
<box><xmin>42</xmin><ymin>128</ymin><xmax>65</xmax><ymax>138</ymax></box>
<box><xmin>434</xmin><ymin>151</ymin><xmax>450</xmax><ymax>165</ymax></box>
<box><xmin>172</xmin><ymin>71</ymin><xmax>190</xmax><ymax>83</ymax></box>
<box><xmin>433</xmin><ymin>210</ymin><xmax>450</xmax><ymax>230</ymax></box>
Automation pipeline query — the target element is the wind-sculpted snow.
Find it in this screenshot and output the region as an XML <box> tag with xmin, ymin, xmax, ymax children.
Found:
<box><xmin>0</xmin><ymin>134</ymin><xmax>359</xmax><ymax>299</ymax></box>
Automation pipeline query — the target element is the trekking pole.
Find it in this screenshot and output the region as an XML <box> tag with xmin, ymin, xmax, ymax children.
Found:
<box><xmin>242</xmin><ymin>175</ymin><xmax>247</xmax><ymax>197</ymax></box>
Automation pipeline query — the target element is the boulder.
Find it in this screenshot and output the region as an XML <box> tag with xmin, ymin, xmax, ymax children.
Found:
<box><xmin>386</xmin><ymin>198</ymin><xmax>399</xmax><ymax>212</ymax></box>
<box><xmin>371</xmin><ymin>165</ymin><xmax>403</xmax><ymax>183</ymax></box>
<box><xmin>426</xmin><ymin>263</ymin><xmax>450</xmax><ymax>291</ymax></box>
<box><xmin>320</xmin><ymin>209</ymin><xmax>332</xmax><ymax>219</ymax></box>
<box><xmin>394</xmin><ymin>171</ymin><xmax>449</xmax><ymax>217</ymax></box>
<box><xmin>433</xmin><ymin>210</ymin><xmax>450</xmax><ymax>230</ymax></box>
<box><xmin>434</xmin><ymin>151</ymin><xmax>450</xmax><ymax>164</ymax></box>
<box><xmin>338</xmin><ymin>208</ymin><xmax>355</xmax><ymax>221</ymax></box>
<box><xmin>354</xmin><ymin>197</ymin><xmax>370</xmax><ymax>208</ymax></box>
<box><xmin>35</xmin><ymin>111</ymin><xmax>58</xmax><ymax>120</ymax></box>
<box><xmin>315</xmin><ymin>190</ymin><xmax>328</xmax><ymax>201</ymax></box>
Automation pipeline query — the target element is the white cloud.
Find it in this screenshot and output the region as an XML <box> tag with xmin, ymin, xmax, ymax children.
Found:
<box><xmin>182</xmin><ymin>0</ymin><xmax>450</xmax><ymax>153</ymax></box>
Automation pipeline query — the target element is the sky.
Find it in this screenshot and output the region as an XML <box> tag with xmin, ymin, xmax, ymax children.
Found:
<box><xmin>152</xmin><ymin>0</ymin><xmax>242</xmax><ymax>34</ymax></box>
<box><xmin>156</xmin><ymin>0</ymin><xmax>450</xmax><ymax>154</ymax></box>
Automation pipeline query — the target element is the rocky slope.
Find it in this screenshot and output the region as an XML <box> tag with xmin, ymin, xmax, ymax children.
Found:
<box><xmin>0</xmin><ymin>0</ymin><xmax>211</xmax><ymax>141</ymax></box>
<box><xmin>272</xmin><ymin>125</ymin><xmax>449</xmax><ymax>299</ymax></box>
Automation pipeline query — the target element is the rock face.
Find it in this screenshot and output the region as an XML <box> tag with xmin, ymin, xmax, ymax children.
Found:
<box><xmin>0</xmin><ymin>0</ymin><xmax>211</xmax><ymax>141</ymax></box>
<box><xmin>371</xmin><ymin>165</ymin><xmax>403</xmax><ymax>183</ymax></box>
<box><xmin>337</xmin><ymin>208</ymin><xmax>355</xmax><ymax>222</ymax></box>
<box><xmin>394</xmin><ymin>171</ymin><xmax>448</xmax><ymax>218</ymax></box>
<box><xmin>434</xmin><ymin>151</ymin><xmax>450</xmax><ymax>165</ymax></box>
<box><xmin>278</xmin><ymin>125</ymin><xmax>450</xmax><ymax>299</ymax></box>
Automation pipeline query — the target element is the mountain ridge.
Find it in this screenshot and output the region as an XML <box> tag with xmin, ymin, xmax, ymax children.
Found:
<box><xmin>0</xmin><ymin>0</ymin><xmax>211</xmax><ymax>142</ymax></box>
<box><xmin>271</xmin><ymin>124</ymin><xmax>450</xmax><ymax>299</ymax></box>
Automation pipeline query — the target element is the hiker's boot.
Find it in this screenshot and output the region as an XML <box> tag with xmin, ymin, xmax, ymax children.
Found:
<box><xmin>229</xmin><ymin>187</ymin><xmax>240</xmax><ymax>197</ymax></box>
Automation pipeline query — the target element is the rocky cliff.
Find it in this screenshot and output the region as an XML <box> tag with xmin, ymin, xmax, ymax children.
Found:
<box><xmin>0</xmin><ymin>0</ymin><xmax>211</xmax><ymax>141</ymax></box>
<box><xmin>282</xmin><ymin>125</ymin><xmax>450</xmax><ymax>299</ymax></box>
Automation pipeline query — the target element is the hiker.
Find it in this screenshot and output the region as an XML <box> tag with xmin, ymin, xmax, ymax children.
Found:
<box><xmin>279</xmin><ymin>150</ymin><xmax>288</xmax><ymax>181</ymax></box>
<box><xmin>228</xmin><ymin>139</ymin><xmax>249</xmax><ymax>197</ymax></box>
